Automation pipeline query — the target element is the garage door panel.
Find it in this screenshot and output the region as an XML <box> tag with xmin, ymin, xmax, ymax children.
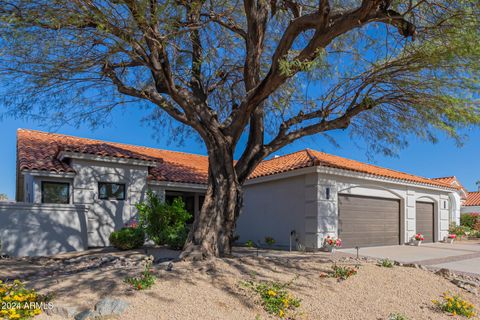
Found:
<box><xmin>416</xmin><ymin>202</ymin><xmax>434</xmax><ymax>243</ymax></box>
<box><xmin>338</xmin><ymin>194</ymin><xmax>400</xmax><ymax>248</ymax></box>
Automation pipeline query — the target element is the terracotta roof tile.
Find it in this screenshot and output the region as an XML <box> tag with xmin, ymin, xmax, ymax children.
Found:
<box><xmin>17</xmin><ymin>129</ymin><xmax>454</xmax><ymax>189</ymax></box>
<box><xmin>431</xmin><ymin>176</ymin><xmax>466</xmax><ymax>192</ymax></box>
<box><xmin>465</xmin><ymin>192</ymin><xmax>480</xmax><ymax>206</ymax></box>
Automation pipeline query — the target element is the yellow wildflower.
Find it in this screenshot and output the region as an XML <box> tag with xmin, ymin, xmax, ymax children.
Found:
<box><xmin>267</xmin><ymin>290</ymin><xmax>277</xmax><ymax>297</ymax></box>
<box><xmin>279</xmin><ymin>309</ymin><xmax>285</xmax><ymax>317</ymax></box>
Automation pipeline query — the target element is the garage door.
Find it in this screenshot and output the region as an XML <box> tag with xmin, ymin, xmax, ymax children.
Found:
<box><xmin>416</xmin><ymin>202</ymin><xmax>434</xmax><ymax>243</ymax></box>
<box><xmin>338</xmin><ymin>194</ymin><xmax>400</xmax><ymax>248</ymax></box>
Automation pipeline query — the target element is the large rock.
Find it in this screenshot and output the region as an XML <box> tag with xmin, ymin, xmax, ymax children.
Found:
<box><xmin>46</xmin><ymin>305</ymin><xmax>78</xmax><ymax>318</ymax></box>
<box><xmin>74</xmin><ymin>309</ymin><xmax>100</xmax><ymax>320</ymax></box>
<box><xmin>95</xmin><ymin>298</ymin><xmax>129</xmax><ymax>316</ymax></box>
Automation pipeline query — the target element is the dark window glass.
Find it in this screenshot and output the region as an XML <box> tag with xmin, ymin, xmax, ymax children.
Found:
<box><xmin>41</xmin><ymin>182</ymin><xmax>70</xmax><ymax>204</ymax></box>
<box><xmin>98</xmin><ymin>183</ymin><xmax>126</xmax><ymax>200</ymax></box>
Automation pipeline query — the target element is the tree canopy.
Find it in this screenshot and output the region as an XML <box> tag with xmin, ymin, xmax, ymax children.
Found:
<box><xmin>0</xmin><ymin>0</ymin><xmax>478</xmax><ymax>162</ymax></box>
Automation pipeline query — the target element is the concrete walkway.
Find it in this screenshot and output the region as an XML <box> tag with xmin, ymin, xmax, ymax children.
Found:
<box><xmin>338</xmin><ymin>240</ymin><xmax>480</xmax><ymax>275</ymax></box>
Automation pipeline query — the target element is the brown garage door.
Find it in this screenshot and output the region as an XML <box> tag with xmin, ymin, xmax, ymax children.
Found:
<box><xmin>416</xmin><ymin>202</ymin><xmax>434</xmax><ymax>243</ymax></box>
<box><xmin>338</xmin><ymin>194</ymin><xmax>400</xmax><ymax>248</ymax></box>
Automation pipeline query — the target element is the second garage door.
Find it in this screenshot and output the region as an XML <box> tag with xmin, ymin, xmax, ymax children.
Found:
<box><xmin>338</xmin><ymin>194</ymin><xmax>401</xmax><ymax>248</ymax></box>
<box><xmin>416</xmin><ymin>202</ymin><xmax>434</xmax><ymax>243</ymax></box>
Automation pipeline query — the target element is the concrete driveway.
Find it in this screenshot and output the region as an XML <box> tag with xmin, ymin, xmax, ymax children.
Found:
<box><xmin>338</xmin><ymin>240</ymin><xmax>480</xmax><ymax>275</ymax></box>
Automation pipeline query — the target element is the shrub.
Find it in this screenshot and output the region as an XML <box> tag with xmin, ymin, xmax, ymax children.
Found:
<box><xmin>125</xmin><ymin>255</ymin><xmax>156</xmax><ymax>290</ymax></box>
<box><xmin>378</xmin><ymin>259</ymin><xmax>394</xmax><ymax>268</ymax></box>
<box><xmin>109</xmin><ymin>227</ymin><xmax>145</xmax><ymax>250</ymax></box>
<box><xmin>245</xmin><ymin>240</ymin><xmax>255</xmax><ymax>248</ymax></box>
<box><xmin>264</xmin><ymin>236</ymin><xmax>275</xmax><ymax>246</ymax></box>
<box><xmin>449</xmin><ymin>223</ymin><xmax>472</xmax><ymax>237</ymax></box>
<box><xmin>432</xmin><ymin>292</ymin><xmax>477</xmax><ymax>318</ymax></box>
<box><xmin>460</xmin><ymin>213</ymin><xmax>480</xmax><ymax>229</ymax></box>
<box><xmin>242</xmin><ymin>279</ymin><xmax>301</xmax><ymax>319</ymax></box>
<box><xmin>0</xmin><ymin>280</ymin><xmax>50</xmax><ymax>319</ymax></box>
<box><xmin>388</xmin><ymin>313</ymin><xmax>409</xmax><ymax>320</ymax></box>
<box><xmin>137</xmin><ymin>191</ymin><xmax>191</xmax><ymax>249</ymax></box>
<box><xmin>329</xmin><ymin>264</ymin><xmax>358</xmax><ymax>280</ymax></box>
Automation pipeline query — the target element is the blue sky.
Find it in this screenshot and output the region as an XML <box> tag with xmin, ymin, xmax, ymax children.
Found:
<box><xmin>0</xmin><ymin>107</ymin><xmax>479</xmax><ymax>199</ymax></box>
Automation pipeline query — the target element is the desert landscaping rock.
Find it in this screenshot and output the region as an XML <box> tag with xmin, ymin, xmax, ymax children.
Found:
<box><xmin>95</xmin><ymin>298</ymin><xmax>129</xmax><ymax>316</ymax></box>
<box><xmin>47</xmin><ymin>306</ymin><xmax>78</xmax><ymax>318</ymax></box>
<box><xmin>74</xmin><ymin>310</ymin><xmax>100</xmax><ymax>320</ymax></box>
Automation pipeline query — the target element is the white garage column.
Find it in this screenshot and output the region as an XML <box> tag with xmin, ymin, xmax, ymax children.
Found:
<box><xmin>304</xmin><ymin>174</ymin><xmax>336</xmax><ymax>250</ymax></box>
<box><xmin>406</xmin><ymin>189</ymin><xmax>416</xmax><ymax>242</ymax></box>
<box><xmin>439</xmin><ymin>195</ymin><xmax>450</xmax><ymax>240</ymax></box>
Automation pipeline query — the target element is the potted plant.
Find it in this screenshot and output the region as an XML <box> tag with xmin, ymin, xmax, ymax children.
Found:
<box><xmin>412</xmin><ymin>233</ymin><xmax>424</xmax><ymax>246</ymax></box>
<box><xmin>323</xmin><ymin>235</ymin><xmax>342</xmax><ymax>252</ymax></box>
<box><xmin>444</xmin><ymin>234</ymin><xmax>456</xmax><ymax>244</ymax></box>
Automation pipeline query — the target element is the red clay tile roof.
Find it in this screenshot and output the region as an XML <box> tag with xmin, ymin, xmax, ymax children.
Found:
<box><xmin>464</xmin><ymin>192</ymin><xmax>480</xmax><ymax>206</ymax></box>
<box><xmin>17</xmin><ymin>129</ymin><xmax>454</xmax><ymax>189</ymax></box>
<box><xmin>17</xmin><ymin>129</ymin><xmax>208</xmax><ymax>184</ymax></box>
<box><xmin>431</xmin><ymin>176</ymin><xmax>466</xmax><ymax>191</ymax></box>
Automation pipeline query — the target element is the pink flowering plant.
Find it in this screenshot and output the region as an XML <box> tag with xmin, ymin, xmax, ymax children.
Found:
<box><xmin>125</xmin><ymin>217</ymin><xmax>139</xmax><ymax>229</ymax></box>
<box><xmin>324</xmin><ymin>235</ymin><xmax>342</xmax><ymax>248</ymax></box>
<box><xmin>414</xmin><ymin>233</ymin><xmax>425</xmax><ymax>241</ymax></box>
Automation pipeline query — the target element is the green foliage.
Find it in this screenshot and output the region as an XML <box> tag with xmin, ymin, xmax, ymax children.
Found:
<box><xmin>264</xmin><ymin>236</ymin><xmax>275</xmax><ymax>246</ymax></box>
<box><xmin>378</xmin><ymin>259</ymin><xmax>394</xmax><ymax>268</ymax></box>
<box><xmin>245</xmin><ymin>240</ymin><xmax>255</xmax><ymax>248</ymax></box>
<box><xmin>388</xmin><ymin>313</ymin><xmax>409</xmax><ymax>320</ymax></box>
<box><xmin>242</xmin><ymin>278</ymin><xmax>301</xmax><ymax>319</ymax></box>
<box><xmin>432</xmin><ymin>292</ymin><xmax>477</xmax><ymax>318</ymax></box>
<box><xmin>329</xmin><ymin>265</ymin><xmax>358</xmax><ymax>280</ymax></box>
<box><xmin>137</xmin><ymin>191</ymin><xmax>191</xmax><ymax>250</ymax></box>
<box><xmin>125</xmin><ymin>255</ymin><xmax>156</xmax><ymax>290</ymax></box>
<box><xmin>109</xmin><ymin>227</ymin><xmax>145</xmax><ymax>250</ymax></box>
<box><xmin>460</xmin><ymin>213</ymin><xmax>480</xmax><ymax>230</ymax></box>
<box><xmin>449</xmin><ymin>223</ymin><xmax>472</xmax><ymax>237</ymax></box>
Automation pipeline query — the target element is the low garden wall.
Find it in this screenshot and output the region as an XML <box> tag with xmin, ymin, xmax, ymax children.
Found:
<box><xmin>0</xmin><ymin>202</ymin><xmax>88</xmax><ymax>256</ymax></box>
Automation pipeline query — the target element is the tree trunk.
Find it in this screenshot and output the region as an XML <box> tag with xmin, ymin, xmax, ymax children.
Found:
<box><xmin>180</xmin><ymin>145</ymin><xmax>243</xmax><ymax>260</ymax></box>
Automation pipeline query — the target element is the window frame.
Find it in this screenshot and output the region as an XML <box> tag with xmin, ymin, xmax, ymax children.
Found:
<box><xmin>98</xmin><ymin>182</ymin><xmax>126</xmax><ymax>201</ymax></box>
<box><xmin>41</xmin><ymin>181</ymin><xmax>70</xmax><ymax>204</ymax></box>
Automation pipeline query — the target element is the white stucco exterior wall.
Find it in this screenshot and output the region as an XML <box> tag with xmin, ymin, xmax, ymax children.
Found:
<box><xmin>70</xmin><ymin>159</ymin><xmax>149</xmax><ymax>247</ymax></box>
<box><xmin>461</xmin><ymin>206</ymin><xmax>480</xmax><ymax>215</ymax></box>
<box><xmin>237</xmin><ymin>174</ymin><xmax>309</xmax><ymax>249</ymax></box>
<box><xmin>0</xmin><ymin>202</ymin><xmax>87</xmax><ymax>256</ymax></box>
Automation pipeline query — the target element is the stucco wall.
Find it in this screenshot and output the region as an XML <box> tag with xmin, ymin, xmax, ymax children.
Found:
<box><xmin>70</xmin><ymin>159</ymin><xmax>149</xmax><ymax>247</ymax></box>
<box><xmin>237</xmin><ymin>174</ymin><xmax>309</xmax><ymax>249</ymax></box>
<box><xmin>0</xmin><ymin>203</ymin><xmax>87</xmax><ymax>256</ymax></box>
<box><xmin>461</xmin><ymin>206</ymin><xmax>480</xmax><ymax>215</ymax></box>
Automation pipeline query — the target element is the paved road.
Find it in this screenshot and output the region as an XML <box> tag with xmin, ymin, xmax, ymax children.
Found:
<box><xmin>338</xmin><ymin>240</ymin><xmax>480</xmax><ymax>275</ymax></box>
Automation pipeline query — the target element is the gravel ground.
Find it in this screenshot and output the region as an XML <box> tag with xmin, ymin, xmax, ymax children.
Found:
<box><xmin>21</xmin><ymin>252</ymin><xmax>478</xmax><ymax>320</ymax></box>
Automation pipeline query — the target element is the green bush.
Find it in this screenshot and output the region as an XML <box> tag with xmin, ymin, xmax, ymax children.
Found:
<box><xmin>460</xmin><ymin>213</ymin><xmax>480</xmax><ymax>229</ymax></box>
<box><xmin>378</xmin><ymin>258</ymin><xmax>394</xmax><ymax>268</ymax></box>
<box><xmin>449</xmin><ymin>223</ymin><xmax>472</xmax><ymax>237</ymax></box>
<box><xmin>137</xmin><ymin>191</ymin><xmax>191</xmax><ymax>249</ymax></box>
<box><xmin>265</xmin><ymin>236</ymin><xmax>275</xmax><ymax>246</ymax></box>
<box><xmin>109</xmin><ymin>227</ymin><xmax>145</xmax><ymax>250</ymax></box>
<box><xmin>245</xmin><ymin>240</ymin><xmax>255</xmax><ymax>248</ymax></box>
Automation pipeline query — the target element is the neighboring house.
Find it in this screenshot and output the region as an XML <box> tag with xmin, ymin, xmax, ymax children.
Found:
<box><xmin>461</xmin><ymin>192</ymin><xmax>480</xmax><ymax>214</ymax></box>
<box><xmin>0</xmin><ymin>129</ymin><xmax>464</xmax><ymax>256</ymax></box>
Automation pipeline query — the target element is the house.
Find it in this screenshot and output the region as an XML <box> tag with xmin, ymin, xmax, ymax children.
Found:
<box><xmin>0</xmin><ymin>129</ymin><xmax>465</xmax><ymax>256</ymax></box>
<box><xmin>461</xmin><ymin>192</ymin><xmax>480</xmax><ymax>215</ymax></box>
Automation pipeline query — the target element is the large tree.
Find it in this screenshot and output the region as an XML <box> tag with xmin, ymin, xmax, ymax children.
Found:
<box><xmin>0</xmin><ymin>0</ymin><xmax>479</xmax><ymax>258</ymax></box>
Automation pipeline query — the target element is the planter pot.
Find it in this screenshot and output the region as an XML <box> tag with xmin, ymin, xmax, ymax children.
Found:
<box><xmin>323</xmin><ymin>246</ymin><xmax>336</xmax><ymax>253</ymax></box>
<box><xmin>413</xmin><ymin>240</ymin><xmax>422</xmax><ymax>246</ymax></box>
<box><xmin>445</xmin><ymin>238</ymin><xmax>455</xmax><ymax>244</ymax></box>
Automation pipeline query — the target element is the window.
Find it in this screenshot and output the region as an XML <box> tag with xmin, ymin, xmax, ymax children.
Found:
<box><xmin>41</xmin><ymin>182</ymin><xmax>70</xmax><ymax>204</ymax></box>
<box><xmin>98</xmin><ymin>183</ymin><xmax>126</xmax><ymax>200</ymax></box>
